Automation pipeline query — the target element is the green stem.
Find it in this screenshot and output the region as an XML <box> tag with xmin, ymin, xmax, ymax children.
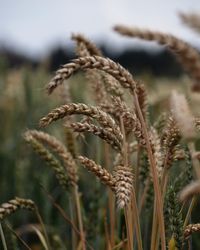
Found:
<box><xmin>0</xmin><ymin>223</ymin><xmax>8</xmax><ymax>250</ymax></box>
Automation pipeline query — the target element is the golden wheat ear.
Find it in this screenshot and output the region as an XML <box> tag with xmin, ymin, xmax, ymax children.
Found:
<box><xmin>184</xmin><ymin>224</ymin><xmax>200</xmax><ymax>240</ymax></box>
<box><xmin>170</xmin><ymin>90</ymin><xmax>196</xmax><ymax>141</ymax></box>
<box><xmin>46</xmin><ymin>56</ymin><xmax>136</xmax><ymax>94</ymax></box>
<box><xmin>24</xmin><ymin>132</ymin><xmax>69</xmax><ymax>190</ymax></box>
<box><xmin>114</xmin><ymin>24</ymin><xmax>200</xmax><ymax>91</ymax></box>
<box><xmin>69</xmin><ymin>122</ymin><xmax>122</xmax><ymax>151</ymax></box>
<box><xmin>77</xmin><ymin>156</ymin><xmax>116</xmax><ymax>191</ymax></box>
<box><xmin>25</xmin><ymin>130</ymin><xmax>78</xmax><ymax>185</ymax></box>
<box><xmin>179</xmin><ymin>12</ymin><xmax>200</xmax><ymax>35</ymax></box>
<box><xmin>113</xmin><ymin>165</ymin><xmax>134</xmax><ymax>209</ymax></box>
<box><xmin>0</xmin><ymin>198</ymin><xmax>35</xmax><ymax>221</ymax></box>
<box><xmin>39</xmin><ymin>103</ymin><xmax>122</xmax><ymax>142</ymax></box>
<box><xmin>71</xmin><ymin>33</ymin><xmax>102</xmax><ymax>57</ymax></box>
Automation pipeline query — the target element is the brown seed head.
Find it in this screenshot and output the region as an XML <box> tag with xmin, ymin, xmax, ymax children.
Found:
<box><xmin>78</xmin><ymin>156</ymin><xmax>116</xmax><ymax>191</ymax></box>
<box><xmin>114</xmin><ymin>25</ymin><xmax>200</xmax><ymax>91</ymax></box>
<box><xmin>47</xmin><ymin>56</ymin><xmax>136</xmax><ymax>94</ymax></box>
<box><xmin>0</xmin><ymin>197</ymin><xmax>35</xmax><ymax>221</ymax></box>
<box><xmin>25</xmin><ymin>130</ymin><xmax>78</xmax><ymax>185</ymax></box>
<box><xmin>170</xmin><ymin>90</ymin><xmax>195</xmax><ymax>140</ymax></box>
<box><xmin>70</xmin><ymin>122</ymin><xmax>122</xmax><ymax>151</ymax></box>
<box><xmin>39</xmin><ymin>103</ymin><xmax>122</xmax><ymax>143</ymax></box>
<box><xmin>113</xmin><ymin>165</ymin><xmax>134</xmax><ymax>209</ymax></box>
<box><xmin>184</xmin><ymin>223</ymin><xmax>200</xmax><ymax>240</ymax></box>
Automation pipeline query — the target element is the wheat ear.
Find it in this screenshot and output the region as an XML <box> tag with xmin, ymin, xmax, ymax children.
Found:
<box><xmin>114</xmin><ymin>25</ymin><xmax>200</xmax><ymax>91</ymax></box>
<box><xmin>24</xmin><ymin>133</ymin><xmax>69</xmax><ymax>190</ymax></box>
<box><xmin>47</xmin><ymin>56</ymin><xmax>136</xmax><ymax>94</ymax></box>
<box><xmin>72</xmin><ymin>34</ymin><xmax>108</xmax><ymax>106</ymax></box>
<box><xmin>39</xmin><ymin>103</ymin><xmax>122</xmax><ymax>142</ymax></box>
<box><xmin>149</xmin><ymin>127</ymin><xmax>163</xmax><ymax>179</ymax></box>
<box><xmin>184</xmin><ymin>223</ymin><xmax>200</xmax><ymax>240</ymax></box>
<box><xmin>170</xmin><ymin>90</ymin><xmax>195</xmax><ymax>140</ymax></box>
<box><xmin>162</xmin><ymin>116</ymin><xmax>181</xmax><ymax>169</ymax></box>
<box><xmin>0</xmin><ymin>198</ymin><xmax>35</xmax><ymax>220</ymax></box>
<box><xmin>113</xmin><ymin>165</ymin><xmax>134</xmax><ymax>209</ymax></box>
<box><xmin>25</xmin><ymin>130</ymin><xmax>78</xmax><ymax>185</ymax></box>
<box><xmin>179</xmin><ymin>12</ymin><xmax>200</xmax><ymax>35</ymax></box>
<box><xmin>71</xmin><ymin>33</ymin><xmax>102</xmax><ymax>57</ymax></box>
<box><xmin>69</xmin><ymin>122</ymin><xmax>122</xmax><ymax>151</ymax></box>
<box><xmin>77</xmin><ymin>156</ymin><xmax>116</xmax><ymax>191</ymax></box>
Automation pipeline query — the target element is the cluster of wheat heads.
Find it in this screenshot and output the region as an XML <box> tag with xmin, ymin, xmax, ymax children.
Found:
<box><xmin>1</xmin><ymin>19</ymin><xmax>200</xmax><ymax>250</ymax></box>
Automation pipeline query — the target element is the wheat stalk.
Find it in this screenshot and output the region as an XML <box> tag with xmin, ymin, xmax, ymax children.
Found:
<box><xmin>179</xmin><ymin>181</ymin><xmax>200</xmax><ymax>202</ymax></box>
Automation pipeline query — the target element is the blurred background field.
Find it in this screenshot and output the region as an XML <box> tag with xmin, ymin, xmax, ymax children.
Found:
<box><xmin>1</xmin><ymin>1</ymin><xmax>200</xmax><ymax>249</ymax></box>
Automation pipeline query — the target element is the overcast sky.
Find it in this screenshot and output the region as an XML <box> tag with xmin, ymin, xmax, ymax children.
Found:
<box><xmin>1</xmin><ymin>0</ymin><xmax>200</xmax><ymax>58</ymax></box>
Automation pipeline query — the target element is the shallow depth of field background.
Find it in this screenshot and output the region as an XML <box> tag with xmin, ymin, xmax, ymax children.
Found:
<box><xmin>1</xmin><ymin>1</ymin><xmax>200</xmax><ymax>249</ymax></box>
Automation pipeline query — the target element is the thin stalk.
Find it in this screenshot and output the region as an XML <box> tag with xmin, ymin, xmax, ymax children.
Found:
<box><xmin>133</xmin><ymin>90</ymin><xmax>166</xmax><ymax>250</ymax></box>
<box><xmin>104</xmin><ymin>143</ymin><xmax>115</xmax><ymax>248</ymax></box>
<box><xmin>188</xmin><ymin>142</ymin><xmax>200</xmax><ymax>179</ymax></box>
<box><xmin>120</xmin><ymin>116</ymin><xmax>133</xmax><ymax>250</ymax></box>
<box><xmin>183</xmin><ymin>196</ymin><xmax>196</xmax><ymax>228</ymax></box>
<box><xmin>150</xmin><ymin>200</ymin><xmax>157</xmax><ymax>250</ymax></box>
<box><xmin>139</xmin><ymin>179</ymin><xmax>150</xmax><ymax>214</ymax></box>
<box><xmin>69</xmin><ymin>195</ymin><xmax>77</xmax><ymax>250</ymax></box>
<box><xmin>34</xmin><ymin>207</ymin><xmax>51</xmax><ymax>250</ymax></box>
<box><xmin>0</xmin><ymin>223</ymin><xmax>8</xmax><ymax>250</ymax></box>
<box><xmin>124</xmin><ymin>208</ymin><xmax>133</xmax><ymax>250</ymax></box>
<box><xmin>135</xmin><ymin>144</ymin><xmax>141</xmax><ymax>196</ymax></box>
<box><xmin>73</xmin><ymin>185</ymin><xmax>86</xmax><ymax>250</ymax></box>
<box><xmin>113</xmin><ymin>239</ymin><xmax>127</xmax><ymax>249</ymax></box>
<box><xmin>120</xmin><ymin>117</ymin><xmax>143</xmax><ymax>250</ymax></box>
<box><xmin>6</xmin><ymin>223</ymin><xmax>31</xmax><ymax>250</ymax></box>
<box><xmin>131</xmin><ymin>192</ymin><xmax>143</xmax><ymax>250</ymax></box>
<box><xmin>104</xmin><ymin>215</ymin><xmax>112</xmax><ymax>250</ymax></box>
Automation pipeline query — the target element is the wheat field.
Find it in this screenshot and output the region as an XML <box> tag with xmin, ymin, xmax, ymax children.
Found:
<box><xmin>1</xmin><ymin>12</ymin><xmax>200</xmax><ymax>250</ymax></box>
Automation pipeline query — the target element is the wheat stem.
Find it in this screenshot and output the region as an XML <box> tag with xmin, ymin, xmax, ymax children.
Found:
<box><xmin>132</xmin><ymin>89</ymin><xmax>166</xmax><ymax>250</ymax></box>
<box><xmin>0</xmin><ymin>223</ymin><xmax>8</xmax><ymax>250</ymax></box>
<box><xmin>73</xmin><ymin>186</ymin><xmax>86</xmax><ymax>250</ymax></box>
<box><xmin>183</xmin><ymin>196</ymin><xmax>196</xmax><ymax>228</ymax></box>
